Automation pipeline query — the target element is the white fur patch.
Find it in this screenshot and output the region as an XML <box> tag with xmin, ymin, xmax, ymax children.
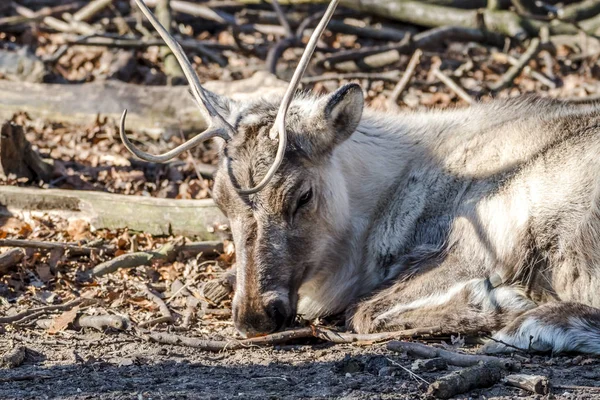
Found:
<box><xmin>485</xmin><ymin>315</ymin><xmax>600</xmax><ymax>354</ymax></box>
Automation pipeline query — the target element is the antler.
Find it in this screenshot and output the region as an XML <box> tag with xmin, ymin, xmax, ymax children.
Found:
<box><xmin>239</xmin><ymin>0</ymin><xmax>340</xmax><ymax>195</ymax></box>
<box><xmin>120</xmin><ymin>0</ymin><xmax>234</xmax><ymax>164</ymax></box>
<box><xmin>120</xmin><ymin>0</ymin><xmax>340</xmax><ymax>193</ymax></box>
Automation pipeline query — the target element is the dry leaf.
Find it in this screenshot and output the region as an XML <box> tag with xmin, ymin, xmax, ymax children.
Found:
<box><xmin>0</xmin><ymin>217</ymin><xmax>32</xmax><ymax>237</ymax></box>
<box><xmin>66</xmin><ymin>219</ymin><xmax>91</xmax><ymax>241</ymax></box>
<box><xmin>47</xmin><ymin>307</ymin><xmax>79</xmax><ymax>334</ymax></box>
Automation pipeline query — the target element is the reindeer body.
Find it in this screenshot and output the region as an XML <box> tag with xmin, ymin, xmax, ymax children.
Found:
<box><xmin>211</xmin><ymin>93</ymin><xmax>600</xmax><ymax>353</ymax></box>
<box><xmin>123</xmin><ymin>0</ymin><xmax>600</xmax><ymax>355</ymax></box>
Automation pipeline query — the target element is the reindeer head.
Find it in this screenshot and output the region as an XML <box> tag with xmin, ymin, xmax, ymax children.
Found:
<box><xmin>121</xmin><ymin>0</ymin><xmax>362</xmax><ymax>336</ymax></box>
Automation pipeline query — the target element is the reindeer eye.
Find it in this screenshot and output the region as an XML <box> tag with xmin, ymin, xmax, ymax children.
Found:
<box><xmin>297</xmin><ymin>189</ymin><xmax>313</xmax><ymax>210</ymax></box>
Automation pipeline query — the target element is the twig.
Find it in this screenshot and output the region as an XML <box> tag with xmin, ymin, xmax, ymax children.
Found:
<box><xmin>156</xmin><ymin>0</ymin><xmax>184</xmax><ymax>78</ymax></box>
<box><xmin>0</xmin><ymin>239</ymin><xmax>98</xmax><ymax>256</ymax></box>
<box><xmin>86</xmin><ymin>241</ymin><xmax>182</xmax><ymax>278</ymax></box>
<box><xmin>553</xmin><ymin>384</ymin><xmax>600</xmax><ymax>392</ymax></box>
<box><xmin>142</xmin><ymin>325</ymin><xmax>445</xmax><ymax>352</ymax></box>
<box><xmin>321</xmin><ymin>26</ymin><xmax>498</xmax><ymax>71</ymax></box>
<box><xmin>0</xmin><ymin>2</ymin><xmax>84</xmax><ymax>28</ymax></box>
<box><xmin>388</xmin><ymin>49</ymin><xmax>423</xmax><ymax>108</ymax></box>
<box><xmin>72</xmin><ymin>0</ymin><xmax>112</xmax><ymax>22</ymax></box>
<box><xmin>66</xmin><ymin>35</ymin><xmax>228</xmax><ymax>66</ymax></box>
<box><xmin>387</xmin><ymin>341</ymin><xmax>516</xmax><ymax>369</ymax></box>
<box><xmin>0</xmin><ymin>297</ymin><xmax>97</xmax><ymax>324</ymax></box>
<box><xmin>36</xmin><ymin>315</ymin><xmax>130</xmax><ymax>331</ymax></box>
<box><xmin>433</xmin><ymin>69</ymin><xmax>474</xmax><ymax>104</ymax></box>
<box><xmin>311</xmin><ymin>326</ymin><xmax>441</xmax><ymax>343</ymax></box>
<box><xmin>490</xmin><ymin>37</ymin><xmax>541</xmax><ymax>91</ymax></box>
<box><xmin>271</xmin><ymin>0</ymin><xmax>294</xmax><ymax>38</ymax></box>
<box><xmin>492</xmin><ymin>52</ymin><xmax>556</xmax><ymax>88</ymax></box>
<box><xmin>142</xmin><ymin>0</ymin><xmax>237</xmax><ymax>25</ymax></box>
<box><xmin>386</xmin><ymin>357</ymin><xmax>430</xmax><ymax>384</ymax></box>
<box><xmin>557</xmin><ymin>0</ymin><xmax>600</xmax><ymax>22</ymax></box>
<box><xmin>301</xmin><ymin>71</ymin><xmax>401</xmax><ymax>84</ymax></box>
<box><xmin>266</xmin><ymin>36</ymin><xmax>297</xmax><ymax>75</ymax></box>
<box><xmin>139</xmin><ymin>284</ymin><xmax>174</xmax><ymax>327</ymax></box>
<box><xmin>142</xmin><ymin>327</ymin><xmax>315</xmax><ymax>352</ymax></box>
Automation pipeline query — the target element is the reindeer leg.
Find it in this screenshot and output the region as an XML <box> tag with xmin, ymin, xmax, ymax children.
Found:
<box><xmin>482</xmin><ymin>302</ymin><xmax>600</xmax><ymax>355</ymax></box>
<box><xmin>349</xmin><ymin>265</ymin><xmax>536</xmax><ymax>335</ymax></box>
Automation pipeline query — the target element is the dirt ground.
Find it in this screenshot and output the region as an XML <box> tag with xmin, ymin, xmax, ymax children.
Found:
<box><xmin>2</xmin><ymin>327</ymin><xmax>600</xmax><ymax>400</ymax></box>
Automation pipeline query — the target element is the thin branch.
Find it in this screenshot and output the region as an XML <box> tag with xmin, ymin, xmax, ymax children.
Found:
<box><xmin>0</xmin><ymin>239</ymin><xmax>99</xmax><ymax>256</ymax></box>
<box><xmin>139</xmin><ymin>283</ymin><xmax>174</xmax><ymax>327</ymax></box>
<box><xmin>301</xmin><ymin>71</ymin><xmax>401</xmax><ymax>84</ymax></box>
<box><xmin>141</xmin><ymin>325</ymin><xmax>444</xmax><ymax>352</ymax></box>
<box><xmin>0</xmin><ymin>298</ymin><xmax>98</xmax><ymax>324</ymax></box>
<box><xmin>388</xmin><ymin>49</ymin><xmax>423</xmax><ymax>108</ymax></box>
<box><xmin>490</xmin><ymin>37</ymin><xmax>541</xmax><ymax>91</ymax></box>
<box><xmin>271</xmin><ymin>0</ymin><xmax>294</xmax><ymax>38</ymax></box>
<box><xmin>85</xmin><ymin>241</ymin><xmax>181</xmax><ymax>278</ymax></box>
<box><xmin>433</xmin><ymin>69</ymin><xmax>474</xmax><ymax>104</ymax></box>
<box><xmin>72</xmin><ymin>0</ymin><xmax>112</xmax><ymax>22</ymax></box>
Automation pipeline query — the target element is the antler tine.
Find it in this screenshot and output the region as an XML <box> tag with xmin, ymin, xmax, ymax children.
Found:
<box><xmin>120</xmin><ymin>0</ymin><xmax>234</xmax><ymax>163</ymax></box>
<box><xmin>237</xmin><ymin>0</ymin><xmax>341</xmax><ymax>195</ymax></box>
<box><xmin>119</xmin><ymin>110</ymin><xmax>227</xmax><ymax>163</ymax></box>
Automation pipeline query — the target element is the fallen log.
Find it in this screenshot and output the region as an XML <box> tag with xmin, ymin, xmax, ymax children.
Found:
<box><xmin>0</xmin><ymin>186</ymin><xmax>227</xmax><ymax>239</ymax></box>
<box><xmin>428</xmin><ymin>362</ymin><xmax>504</xmax><ymax>399</ymax></box>
<box><xmin>504</xmin><ymin>374</ymin><xmax>550</xmax><ymax>395</ymax></box>
<box><xmin>0</xmin><ymin>71</ymin><xmax>286</xmax><ymax>138</ymax></box>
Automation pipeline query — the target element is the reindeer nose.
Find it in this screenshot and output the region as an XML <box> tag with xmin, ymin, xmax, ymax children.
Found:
<box><xmin>233</xmin><ymin>296</ymin><xmax>293</xmax><ymax>338</ymax></box>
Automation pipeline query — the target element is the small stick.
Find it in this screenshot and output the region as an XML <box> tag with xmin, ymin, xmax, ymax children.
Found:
<box><xmin>387</xmin><ymin>341</ymin><xmax>516</xmax><ymax>369</ymax></box>
<box><xmin>139</xmin><ymin>284</ymin><xmax>174</xmax><ymax>327</ymax></box>
<box><xmin>0</xmin><ymin>298</ymin><xmax>97</xmax><ymax>324</ymax></box>
<box><xmin>301</xmin><ymin>71</ymin><xmax>401</xmax><ymax>84</ymax></box>
<box><xmin>492</xmin><ymin>53</ymin><xmax>556</xmax><ymax>88</ymax></box>
<box><xmin>490</xmin><ymin>37</ymin><xmax>541</xmax><ymax>92</ymax></box>
<box><xmin>388</xmin><ymin>48</ymin><xmax>423</xmax><ymax>108</ymax></box>
<box><xmin>311</xmin><ymin>326</ymin><xmax>441</xmax><ymax>344</ymax></box>
<box><xmin>87</xmin><ymin>241</ymin><xmax>181</xmax><ymax>278</ymax></box>
<box><xmin>505</xmin><ymin>374</ymin><xmax>550</xmax><ymax>395</ymax></box>
<box><xmin>0</xmin><ymin>239</ymin><xmax>96</xmax><ymax>256</ymax></box>
<box><xmin>142</xmin><ymin>326</ymin><xmax>444</xmax><ymax>352</ymax></box>
<box><xmin>271</xmin><ymin>0</ymin><xmax>294</xmax><ymax>38</ymax></box>
<box><xmin>554</xmin><ymin>384</ymin><xmax>600</xmax><ymax>392</ymax></box>
<box><xmin>428</xmin><ymin>362</ymin><xmax>504</xmax><ymax>399</ymax></box>
<box><xmin>72</xmin><ymin>0</ymin><xmax>112</xmax><ymax>22</ymax></box>
<box><xmin>433</xmin><ymin>69</ymin><xmax>474</xmax><ymax>104</ymax></box>
<box><xmin>36</xmin><ymin>315</ymin><xmax>130</xmax><ymax>331</ymax></box>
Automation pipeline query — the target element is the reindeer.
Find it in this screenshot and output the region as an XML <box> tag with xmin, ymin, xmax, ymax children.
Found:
<box><xmin>121</xmin><ymin>0</ymin><xmax>600</xmax><ymax>354</ymax></box>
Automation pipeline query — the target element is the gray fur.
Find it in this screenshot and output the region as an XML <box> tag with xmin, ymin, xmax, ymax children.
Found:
<box><xmin>210</xmin><ymin>85</ymin><xmax>600</xmax><ymax>353</ymax></box>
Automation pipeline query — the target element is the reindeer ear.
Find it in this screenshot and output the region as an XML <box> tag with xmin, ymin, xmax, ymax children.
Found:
<box><xmin>322</xmin><ymin>83</ymin><xmax>364</xmax><ymax>144</ymax></box>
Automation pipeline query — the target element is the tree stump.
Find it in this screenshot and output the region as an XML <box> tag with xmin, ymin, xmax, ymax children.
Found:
<box><xmin>0</xmin><ymin>121</ymin><xmax>53</xmax><ymax>181</ymax></box>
